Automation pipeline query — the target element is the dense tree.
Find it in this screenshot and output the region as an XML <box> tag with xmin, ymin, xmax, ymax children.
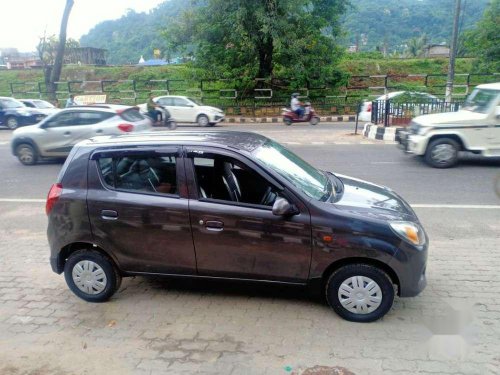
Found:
<box><xmin>404</xmin><ymin>34</ymin><xmax>428</xmax><ymax>58</ymax></box>
<box><xmin>461</xmin><ymin>0</ymin><xmax>499</xmax><ymax>72</ymax></box>
<box><xmin>166</xmin><ymin>0</ymin><xmax>349</xmax><ymax>82</ymax></box>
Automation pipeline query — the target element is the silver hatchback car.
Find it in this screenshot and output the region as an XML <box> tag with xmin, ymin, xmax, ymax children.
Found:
<box><xmin>11</xmin><ymin>105</ymin><xmax>152</xmax><ymax>165</ymax></box>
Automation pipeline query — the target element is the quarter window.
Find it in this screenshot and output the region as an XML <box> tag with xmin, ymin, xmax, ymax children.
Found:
<box><xmin>98</xmin><ymin>153</ymin><xmax>178</xmax><ymax>195</ymax></box>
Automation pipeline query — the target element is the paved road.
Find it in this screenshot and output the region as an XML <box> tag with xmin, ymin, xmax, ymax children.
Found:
<box><xmin>0</xmin><ymin>124</ymin><xmax>499</xmax><ymax>374</ymax></box>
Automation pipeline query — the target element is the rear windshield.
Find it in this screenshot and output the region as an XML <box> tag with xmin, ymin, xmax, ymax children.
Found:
<box><xmin>120</xmin><ymin>109</ymin><xmax>145</xmax><ymax>122</ymax></box>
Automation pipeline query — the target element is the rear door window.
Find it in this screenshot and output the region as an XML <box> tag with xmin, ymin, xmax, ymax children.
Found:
<box><xmin>97</xmin><ymin>152</ymin><xmax>179</xmax><ymax>196</ymax></box>
<box><xmin>76</xmin><ymin>111</ymin><xmax>114</xmax><ymax>125</ymax></box>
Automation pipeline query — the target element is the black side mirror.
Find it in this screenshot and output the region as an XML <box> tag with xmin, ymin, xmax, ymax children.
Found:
<box><xmin>272</xmin><ymin>197</ymin><xmax>299</xmax><ymax>216</ymax></box>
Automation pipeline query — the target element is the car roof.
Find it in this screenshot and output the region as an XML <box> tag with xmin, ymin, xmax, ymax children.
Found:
<box><xmin>476</xmin><ymin>82</ymin><xmax>500</xmax><ymax>90</ymax></box>
<box><xmin>79</xmin><ymin>131</ymin><xmax>270</xmax><ymax>153</ymax></box>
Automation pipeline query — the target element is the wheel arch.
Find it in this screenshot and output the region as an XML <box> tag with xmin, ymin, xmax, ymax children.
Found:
<box><xmin>57</xmin><ymin>242</ymin><xmax>122</xmax><ymax>275</ymax></box>
<box><xmin>11</xmin><ymin>136</ymin><xmax>40</xmax><ymax>156</ymax></box>
<box><xmin>319</xmin><ymin>257</ymin><xmax>401</xmax><ymax>296</ymax></box>
<box><xmin>427</xmin><ymin>133</ymin><xmax>466</xmax><ymax>151</ymax></box>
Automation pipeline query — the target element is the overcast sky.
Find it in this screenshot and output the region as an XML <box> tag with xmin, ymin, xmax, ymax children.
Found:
<box><xmin>0</xmin><ymin>0</ymin><xmax>165</xmax><ymax>52</ymax></box>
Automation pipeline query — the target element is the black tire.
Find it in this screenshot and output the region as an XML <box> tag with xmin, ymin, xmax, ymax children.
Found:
<box><xmin>310</xmin><ymin>117</ymin><xmax>320</xmax><ymax>126</ymax></box>
<box><xmin>208</xmin><ymin>122</ymin><xmax>216</xmax><ymax>127</ymax></box>
<box><xmin>6</xmin><ymin>116</ymin><xmax>19</xmax><ymax>130</ymax></box>
<box><xmin>15</xmin><ymin>143</ymin><xmax>38</xmax><ymax>165</ymax></box>
<box><xmin>64</xmin><ymin>250</ymin><xmax>122</xmax><ymax>303</ymax></box>
<box><xmin>284</xmin><ymin>118</ymin><xmax>292</xmax><ymax>126</ymax></box>
<box><xmin>197</xmin><ymin>114</ymin><xmax>210</xmax><ymax>127</ymax></box>
<box><xmin>325</xmin><ymin>264</ymin><xmax>395</xmax><ymax>323</ymax></box>
<box><xmin>167</xmin><ymin>120</ymin><xmax>177</xmax><ymax>130</ymax></box>
<box><xmin>425</xmin><ymin>138</ymin><xmax>460</xmax><ymax>168</ymax></box>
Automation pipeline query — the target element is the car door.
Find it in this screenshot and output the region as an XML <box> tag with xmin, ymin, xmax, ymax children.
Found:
<box><xmin>157</xmin><ymin>96</ymin><xmax>176</xmax><ymax>120</ymax></box>
<box><xmin>173</xmin><ymin>97</ymin><xmax>194</xmax><ymax>122</ymax></box>
<box><xmin>41</xmin><ymin>111</ymin><xmax>113</xmax><ymax>156</ymax></box>
<box><xmin>184</xmin><ymin>147</ymin><xmax>312</xmax><ymax>282</ymax></box>
<box><xmin>87</xmin><ymin>147</ymin><xmax>197</xmax><ymax>274</ymax></box>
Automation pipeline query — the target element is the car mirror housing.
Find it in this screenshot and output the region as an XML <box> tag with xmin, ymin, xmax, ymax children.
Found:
<box><xmin>272</xmin><ymin>197</ymin><xmax>299</xmax><ymax>216</ymax></box>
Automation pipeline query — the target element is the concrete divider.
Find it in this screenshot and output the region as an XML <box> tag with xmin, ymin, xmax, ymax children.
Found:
<box><xmin>363</xmin><ymin>123</ymin><xmax>404</xmax><ymax>142</ymax></box>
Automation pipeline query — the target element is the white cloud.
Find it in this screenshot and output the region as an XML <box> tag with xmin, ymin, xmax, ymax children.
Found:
<box><xmin>0</xmin><ymin>0</ymin><xmax>165</xmax><ymax>52</ymax></box>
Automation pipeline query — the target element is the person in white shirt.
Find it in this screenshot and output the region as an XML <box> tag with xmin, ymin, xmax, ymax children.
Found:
<box><xmin>291</xmin><ymin>93</ymin><xmax>304</xmax><ymax>118</ymax></box>
<box><xmin>65</xmin><ymin>94</ymin><xmax>79</xmax><ymax>108</ymax></box>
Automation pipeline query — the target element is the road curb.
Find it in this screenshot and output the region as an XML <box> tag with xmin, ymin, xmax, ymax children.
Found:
<box><xmin>363</xmin><ymin>123</ymin><xmax>404</xmax><ymax>142</ymax></box>
<box><xmin>224</xmin><ymin>115</ymin><xmax>356</xmax><ymax>124</ymax></box>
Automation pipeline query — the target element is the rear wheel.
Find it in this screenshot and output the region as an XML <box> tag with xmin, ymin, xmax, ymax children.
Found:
<box><xmin>16</xmin><ymin>143</ymin><xmax>38</xmax><ymax>165</ymax></box>
<box><xmin>425</xmin><ymin>138</ymin><xmax>460</xmax><ymax>168</ymax></box>
<box><xmin>167</xmin><ymin>120</ymin><xmax>177</xmax><ymax>130</ymax></box>
<box><xmin>197</xmin><ymin>114</ymin><xmax>210</xmax><ymax>127</ymax></box>
<box><xmin>325</xmin><ymin>264</ymin><xmax>395</xmax><ymax>322</ymax></box>
<box><xmin>6</xmin><ymin>116</ymin><xmax>19</xmax><ymax>130</ymax></box>
<box><xmin>284</xmin><ymin>118</ymin><xmax>292</xmax><ymax>126</ymax></box>
<box><xmin>64</xmin><ymin>250</ymin><xmax>122</xmax><ymax>303</ymax></box>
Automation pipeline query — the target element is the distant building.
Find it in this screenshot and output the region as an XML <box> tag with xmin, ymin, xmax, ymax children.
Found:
<box><xmin>64</xmin><ymin>47</ymin><xmax>107</xmax><ymax>65</ymax></box>
<box><xmin>424</xmin><ymin>44</ymin><xmax>450</xmax><ymax>58</ymax></box>
<box><xmin>137</xmin><ymin>58</ymin><xmax>168</xmax><ymax>66</ymax></box>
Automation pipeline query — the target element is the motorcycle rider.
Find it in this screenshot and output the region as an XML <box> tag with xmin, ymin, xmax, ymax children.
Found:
<box><xmin>291</xmin><ymin>93</ymin><xmax>304</xmax><ymax>118</ymax></box>
<box><xmin>147</xmin><ymin>93</ymin><xmax>162</xmax><ymax>123</ymax></box>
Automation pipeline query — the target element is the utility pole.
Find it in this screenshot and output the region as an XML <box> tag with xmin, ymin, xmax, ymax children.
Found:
<box><xmin>445</xmin><ymin>0</ymin><xmax>461</xmax><ymax>102</ymax></box>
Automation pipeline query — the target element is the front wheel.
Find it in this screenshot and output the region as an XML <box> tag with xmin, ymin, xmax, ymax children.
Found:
<box><xmin>284</xmin><ymin>117</ymin><xmax>292</xmax><ymax>126</ymax></box>
<box><xmin>325</xmin><ymin>264</ymin><xmax>395</xmax><ymax>322</ymax></box>
<box><xmin>425</xmin><ymin>138</ymin><xmax>459</xmax><ymax>168</ymax></box>
<box><xmin>167</xmin><ymin>120</ymin><xmax>177</xmax><ymax>130</ymax></box>
<box><xmin>310</xmin><ymin>116</ymin><xmax>320</xmax><ymax>126</ymax></box>
<box><xmin>16</xmin><ymin>143</ymin><xmax>38</xmax><ymax>165</ymax></box>
<box><xmin>197</xmin><ymin>114</ymin><xmax>210</xmax><ymax>127</ymax></box>
<box><xmin>64</xmin><ymin>250</ymin><xmax>122</xmax><ymax>303</ymax></box>
<box><xmin>6</xmin><ymin>116</ymin><xmax>19</xmax><ymax>130</ymax></box>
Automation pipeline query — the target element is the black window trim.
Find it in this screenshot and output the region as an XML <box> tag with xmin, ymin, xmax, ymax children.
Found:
<box><xmin>92</xmin><ymin>146</ymin><xmax>182</xmax><ymax>199</ymax></box>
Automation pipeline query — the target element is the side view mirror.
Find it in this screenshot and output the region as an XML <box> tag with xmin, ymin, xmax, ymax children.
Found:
<box><xmin>272</xmin><ymin>197</ymin><xmax>299</xmax><ymax>216</ymax></box>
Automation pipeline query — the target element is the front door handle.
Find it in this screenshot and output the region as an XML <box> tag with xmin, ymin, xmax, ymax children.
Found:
<box><xmin>205</xmin><ymin>220</ymin><xmax>224</xmax><ymax>231</ymax></box>
<box><xmin>63</xmin><ymin>131</ymin><xmax>71</xmax><ymax>136</ymax></box>
<box><xmin>96</xmin><ymin>129</ymin><xmax>103</xmax><ymax>134</ymax></box>
<box><xmin>101</xmin><ymin>210</ymin><xmax>118</xmax><ymax>220</ymax></box>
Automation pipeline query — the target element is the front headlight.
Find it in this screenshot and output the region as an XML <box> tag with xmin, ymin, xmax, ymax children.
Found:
<box><xmin>389</xmin><ymin>221</ymin><xmax>426</xmax><ymax>246</ymax></box>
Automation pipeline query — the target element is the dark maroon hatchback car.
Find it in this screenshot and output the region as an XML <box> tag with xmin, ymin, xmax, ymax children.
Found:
<box><xmin>47</xmin><ymin>131</ymin><xmax>428</xmax><ymax>322</ymax></box>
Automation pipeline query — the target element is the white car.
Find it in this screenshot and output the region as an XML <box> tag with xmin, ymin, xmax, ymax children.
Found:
<box><xmin>11</xmin><ymin>104</ymin><xmax>152</xmax><ymax>165</ymax></box>
<box><xmin>359</xmin><ymin>91</ymin><xmax>442</xmax><ymax>122</ymax></box>
<box><xmin>398</xmin><ymin>83</ymin><xmax>500</xmax><ymax>168</ymax></box>
<box><xmin>20</xmin><ymin>99</ymin><xmax>60</xmax><ymax>116</ymax></box>
<box><xmin>139</xmin><ymin>96</ymin><xmax>225</xmax><ymax>126</ymax></box>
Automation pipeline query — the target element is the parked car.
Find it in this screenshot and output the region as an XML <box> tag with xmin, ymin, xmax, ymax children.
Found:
<box><xmin>19</xmin><ymin>99</ymin><xmax>60</xmax><ymax>116</ymax></box>
<box><xmin>399</xmin><ymin>83</ymin><xmax>500</xmax><ymax>168</ymax></box>
<box><xmin>138</xmin><ymin>95</ymin><xmax>225</xmax><ymax>126</ymax></box>
<box><xmin>11</xmin><ymin>104</ymin><xmax>152</xmax><ymax>165</ymax></box>
<box><xmin>359</xmin><ymin>91</ymin><xmax>442</xmax><ymax>122</ymax></box>
<box><xmin>47</xmin><ymin>131</ymin><xmax>428</xmax><ymax>322</ymax></box>
<box><xmin>0</xmin><ymin>96</ymin><xmax>47</xmax><ymax>129</ymax></box>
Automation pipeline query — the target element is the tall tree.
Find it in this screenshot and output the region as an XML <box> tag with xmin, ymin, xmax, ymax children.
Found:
<box><xmin>461</xmin><ymin>0</ymin><xmax>499</xmax><ymax>72</ymax></box>
<box><xmin>47</xmin><ymin>0</ymin><xmax>74</xmax><ymax>99</ymax></box>
<box><xmin>166</xmin><ymin>0</ymin><xmax>349</xmax><ymax>83</ymax></box>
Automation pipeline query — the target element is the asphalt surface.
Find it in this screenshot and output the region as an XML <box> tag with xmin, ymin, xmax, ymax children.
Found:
<box><xmin>0</xmin><ymin>123</ymin><xmax>499</xmax><ymax>205</ymax></box>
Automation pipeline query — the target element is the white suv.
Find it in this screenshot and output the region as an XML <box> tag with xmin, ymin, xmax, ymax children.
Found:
<box><xmin>399</xmin><ymin>83</ymin><xmax>500</xmax><ymax>168</ymax></box>
<box><xmin>139</xmin><ymin>96</ymin><xmax>225</xmax><ymax>126</ymax></box>
<box><xmin>11</xmin><ymin>105</ymin><xmax>152</xmax><ymax>165</ymax></box>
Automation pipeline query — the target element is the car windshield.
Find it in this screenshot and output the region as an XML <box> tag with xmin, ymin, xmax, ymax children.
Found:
<box><xmin>463</xmin><ymin>88</ymin><xmax>499</xmax><ymax>113</ymax></box>
<box><xmin>253</xmin><ymin>140</ymin><xmax>331</xmax><ymax>201</ymax></box>
<box><xmin>33</xmin><ymin>100</ymin><xmax>54</xmax><ymax>109</ymax></box>
<box><xmin>188</xmin><ymin>97</ymin><xmax>203</xmax><ymax>105</ymax></box>
<box><xmin>0</xmin><ymin>98</ymin><xmax>25</xmax><ymax>109</ymax></box>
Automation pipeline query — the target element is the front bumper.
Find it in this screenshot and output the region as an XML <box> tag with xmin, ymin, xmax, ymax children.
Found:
<box><xmin>210</xmin><ymin>113</ymin><xmax>225</xmax><ymax>123</ymax></box>
<box><xmin>398</xmin><ymin>132</ymin><xmax>427</xmax><ymax>155</ymax></box>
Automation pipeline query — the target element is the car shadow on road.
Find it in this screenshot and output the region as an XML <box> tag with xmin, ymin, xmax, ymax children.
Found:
<box><xmin>120</xmin><ymin>275</ymin><xmax>326</xmax><ymax>305</ymax></box>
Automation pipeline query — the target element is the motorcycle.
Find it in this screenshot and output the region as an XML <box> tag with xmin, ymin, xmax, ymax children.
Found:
<box><xmin>143</xmin><ymin>105</ymin><xmax>177</xmax><ymax>130</ymax></box>
<box><xmin>282</xmin><ymin>102</ymin><xmax>320</xmax><ymax>126</ymax></box>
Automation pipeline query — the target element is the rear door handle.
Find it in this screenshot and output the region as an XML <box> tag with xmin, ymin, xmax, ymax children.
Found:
<box><xmin>205</xmin><ymin>220</ymin><xmax>224</xmax><ymax>231</ymax></box>
<box><xmin>101</xmin><ymin>210</ymin><xmax>118</xmax><ymax>220</ymax></box>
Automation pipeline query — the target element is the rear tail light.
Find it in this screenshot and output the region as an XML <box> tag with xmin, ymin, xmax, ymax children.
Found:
<box><xmin>46</xmin><ymin>183</ymin><xmax>63</xmax><ymax>215</ymax></box>
<box><xmin>367</xmin><ymin>103</ymin><xmax>372</xmax><ymax>112</ymax></box>
<box><xmin>118</xmin><ymin>123</ymin><xmax>134</xmax><ymax>132</ymax></box>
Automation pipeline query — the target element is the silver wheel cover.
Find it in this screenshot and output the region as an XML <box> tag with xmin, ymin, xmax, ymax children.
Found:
<box><xmin>338</xmin><ymin>276</ymin><xmax>382</xmax><ymax>314</ymax></box>
<box><xmin>72</xmin><ymin>260</ymin><xmax>107</xmax><ymax>295</ymax></box>
<box><xmin>198</xmin><ymin>116</ymin><xmax>209</xmax><ymax>126</ymax></box>
<box><xmin>7</xmin><ymin>117</ymin><xmax>18</xmax><ymax>129</ymax></box>
<box><xmin>18</xmin><ymin>146</ymin><xmax>34</xmax><ymax>164</ymax></box>
<box><xmin>431</xmin><ymin>144</ymin><xmax>455</xmax><ymax>164</ymax></box>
